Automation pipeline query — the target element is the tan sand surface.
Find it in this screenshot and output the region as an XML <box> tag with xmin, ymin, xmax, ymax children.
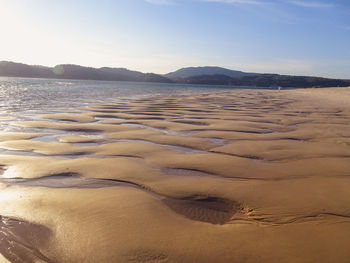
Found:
<box><xmin>0</xmin><ymin>87</ymin><xmax>350</xmax><ymax>262</ymax></box>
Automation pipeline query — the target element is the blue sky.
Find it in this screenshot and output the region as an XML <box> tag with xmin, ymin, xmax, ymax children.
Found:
<box><xmin>0</xmin><ymin>0</ymin><xmax>349</xmax><ymax>78</ymax></box>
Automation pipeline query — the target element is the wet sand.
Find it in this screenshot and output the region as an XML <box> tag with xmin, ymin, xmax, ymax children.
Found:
<box><xmin>0</xmin><ymin>87</ymin><xmax>350</xmax><ymax>262</ymax></box>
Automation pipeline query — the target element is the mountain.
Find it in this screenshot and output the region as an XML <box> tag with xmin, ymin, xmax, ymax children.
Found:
<box><xmin>0</xmin><ymin>61</ymin><xmax>54</xmax><ymax>78</ymax></box>
<box><xmin>0</xmin><ymin>61</ymin><xmax>173</xmax><ymax>83</ymax></box>
<box><xmin>178</xmin><ymin>74</ymin><xmax>350</xmax><ymax>88</ymax></box>
<box><xmin>99</xmin><ymin>67</ymin><xmax>171</xmax><ymax>83</ymax></box>
<box><xmin>1</xmin><ymin>61</ymin><xmax>349</xmax><ymax>88</ymax></box>
<box><xmin>164</xmin><ymin>66</ymin><xmax>255</xmax><ymax>79</ymax></box>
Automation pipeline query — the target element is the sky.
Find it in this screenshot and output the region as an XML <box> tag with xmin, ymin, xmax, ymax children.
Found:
<box><xmin>0</xmin><ymin>0</ymin><xmax>349</xmax><ymax>78</ymax></box>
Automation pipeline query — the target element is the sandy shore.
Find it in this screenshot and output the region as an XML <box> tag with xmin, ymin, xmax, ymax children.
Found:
<box><xmin>0</xmin><ymin>87</ymin><xmax>350</xmax><ymax>262</ymax></box>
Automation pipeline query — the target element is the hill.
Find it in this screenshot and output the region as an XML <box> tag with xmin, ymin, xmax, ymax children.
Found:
<box><xmin>164</xmin><ymin>66</ymin><xmax>254</xmax><ymax>79</ymax></box>
<box><xmin>0</xmin><ymin>61</ymin><xmax>173</xmax><ymax>83</ymax></box>
<box><xmin>178</xmin><ymin>74</ymin><xmax>350</xmax><ymax>88</ymax></box>
<box><xmin>1</xmin><ymin>61</ymin><xmax>349</xmax><ymax>88</ymax></box>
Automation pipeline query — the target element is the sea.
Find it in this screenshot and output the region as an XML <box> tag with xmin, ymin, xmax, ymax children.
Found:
<box><xmin>0</xmin><ymin>77</ymin><xmax>236</xmax><ymax>113</ymax></box>
<box><xmin>0</xmin><ymin>77</ymin><xmax>260</xmax><ymax>132</ymax></box>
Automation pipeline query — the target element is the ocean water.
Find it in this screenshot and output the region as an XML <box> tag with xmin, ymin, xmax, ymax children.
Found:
<box><xmin>0</xmin><ymin>77</ymin><xmax>260</xmax><ymax>133</ymax></box>
<box><xmin>0</xmin><ymin>77</ymin><xmax>230</xmax><ymax>131</ymax></box>
<box><xmin>0</xmin><ymin>77</ymin><xmax>236</xmax><ymax>115</ymax></box>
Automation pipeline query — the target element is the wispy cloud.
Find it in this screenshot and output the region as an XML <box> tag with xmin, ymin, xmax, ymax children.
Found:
<box><xmin>287</xmin><ymin>1</ymin><xmax>334</xmax><ymax>8</ymax></box>
<box><xmin>145</xmin><ymin>0</ymin><xmax>174</xmax><ymax>5</ymax></box>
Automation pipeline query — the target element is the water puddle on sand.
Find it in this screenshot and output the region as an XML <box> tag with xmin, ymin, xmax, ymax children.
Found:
<box><xmin>161</xmin><ymin>167</ymin><xmax>217</xmax><ymax>178</ymax></box>
<box><xmin>165</xmin><ymin>145</ymin><xmax>206</xmax><ymax>154</ymax></box>
<box><xmin>94</xmin><ymin>116</ymin><xmax>126</xmax><ymax>121</ymax></box>
<box><xmin>77</xmin><ymin>134</ymin><xmax>105</xmax><ymax>140</ymax></box>
<box><xmin>121</xmin><ymin>123</ymin><xmax>193</xmax><ymax>136</ymax></box>
<box><xmin>0</xmin><ymin>174</ymin><xmax>130</xmax><ymax>189</ymax></box>
<box><xmin>31</xmin><ymin>134</ymin><xmax>105</xmax><ymax>145</ymax></box>
<box><xmin>208</xmin><ymin>138</ymin><xmax>225</xmax><ymax>146</ymax></box>
<box><xmin>0</xmin><ymin>148</ymin><xmax>43</xmax><ymax>157</ymax></box>
<box><xmin>121</xmin><ymin>123</ymin><xmax>165</xmax><ymax>132</ymax></box>
<box><xmin>31</xmin><ymin>134</ymin><xmax>58</xmax><ymax>142</ymax></box>
<box><xmin>72</xmin><ymin>142</ymin><xmax>100</xmax><ymax>147</ymax></box>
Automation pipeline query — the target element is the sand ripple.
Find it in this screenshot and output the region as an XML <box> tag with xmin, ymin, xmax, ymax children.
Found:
<box><xmin>0</xmin><ymin>88</ymin><xmax>350</xmax><ymax>262</ymax></box>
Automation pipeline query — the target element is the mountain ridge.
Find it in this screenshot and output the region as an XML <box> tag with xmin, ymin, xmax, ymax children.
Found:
<box><xmin>0</xmin><ymin>61</ymin><xmax>173</xmax><ymax>83</ymax></box>
<box><xmin>1</xmin><ymin>61</ymin><xmax>349</xmax><ymax>88</ymax></box>
<box><xmin>164</xmin><ymin>66</ymin><xmax>256</xmax><ymax>79</ymax></box>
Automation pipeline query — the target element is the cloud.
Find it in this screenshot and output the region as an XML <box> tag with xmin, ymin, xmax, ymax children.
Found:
<box><xmin>287</xmin><ymin>1</ymin><xmax>334</xmax><ymax>8</ymax></box>
<box><xmin>145</xmin><ymin>0</ymin><xmax>174</xmax><ymax>5</ymax></box>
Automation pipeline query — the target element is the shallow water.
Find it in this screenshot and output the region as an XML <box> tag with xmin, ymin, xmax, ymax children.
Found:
<box><xmin>0</xmin><ymin>77</ymin><xmax>244</xmax><ymax>133</ymax></box>
<box><xmin>0</xmin><ymin>77</ymin><xmax>236</xmax><ymax>115</ymax></box>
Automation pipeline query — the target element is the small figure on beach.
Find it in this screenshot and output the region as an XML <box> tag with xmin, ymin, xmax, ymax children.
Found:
<box><xmin>278</xmin><ymin>86</ymin><xmax>282</xmax><ymax>91</ymax></box>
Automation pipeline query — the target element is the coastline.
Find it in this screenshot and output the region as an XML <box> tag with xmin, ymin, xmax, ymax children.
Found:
<box><xmin>0</xmin><ymin>87</ymin><xmax>350</xmax><ymax>262</ymax></box>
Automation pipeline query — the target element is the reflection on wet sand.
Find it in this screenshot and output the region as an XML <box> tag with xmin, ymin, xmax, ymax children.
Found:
<box><xmin>0</xmin><ymin>88</ymin><xmax>350</xmax><ymax>262</ymax></box>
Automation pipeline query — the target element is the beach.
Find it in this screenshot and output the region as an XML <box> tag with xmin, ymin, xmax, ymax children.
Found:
<box><xmin>0</xmin><ymin>87</ymin><xmax>350</xmax><ymax>262</ymax></box>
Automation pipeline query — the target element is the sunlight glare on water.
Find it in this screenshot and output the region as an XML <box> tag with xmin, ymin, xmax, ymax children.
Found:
<box><xmin>2</xmin><ymin>166</ymin><xmax>17</xmax><ymax>179</ymax></box>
